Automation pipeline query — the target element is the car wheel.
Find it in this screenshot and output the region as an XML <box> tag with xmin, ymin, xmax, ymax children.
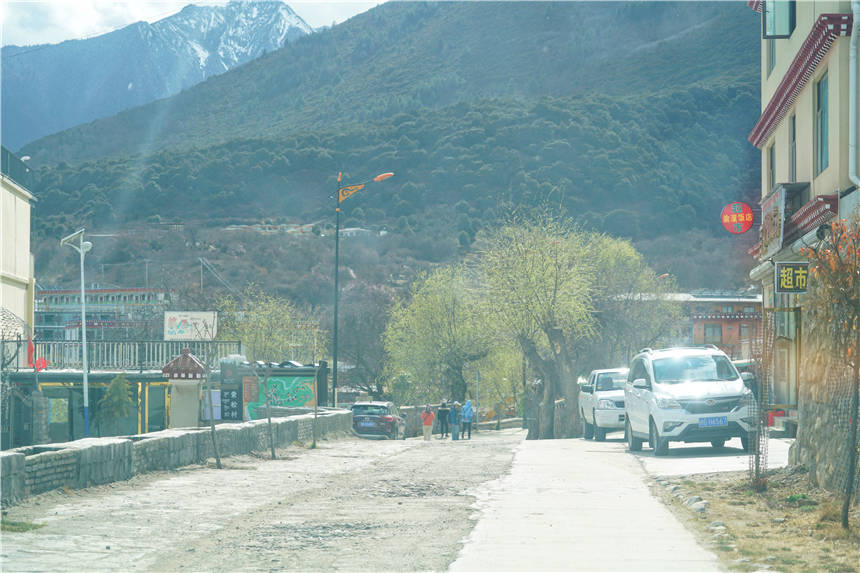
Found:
<box><xmin>649</xmin><ymin>419</ymin><xmax>669</xmax><ymax>456</ymax></box>
<box><xmin>594</xmin><ymin>415</ymin><xmax>606</xmax><ymax>441</ymax></box>
<box><xmin>583</xmin><ymin>412</ymin><xmax>594</xmax><ymax>440</ymax></box>
<box><xmin>401</xmin><ymin>425</ymin><xmax>407</xmax><ymax>440</ymax></box>
<box><xmin>741</xmin><ymin>434</ymin><xmax>752</xmax><ymax>452</ymax></box>
<box><xmin>710</xmin><ymin>439</ymin><xmax>726</xmax><ymax>448</ymax></box>
<box><xmin>626</xmin><ymin>419</ymin><xmax>642</xmax><ymax>452</ymax></box>
<box><xmin>392</xmin><ymin>427</ymin><xmax>398</xmax><ymax>440</ymax></box>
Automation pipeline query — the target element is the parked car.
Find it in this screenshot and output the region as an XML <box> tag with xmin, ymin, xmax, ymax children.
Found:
<box><xmin>578</xmin><ymin>367</ymin><xmax>629</xmax><ymax>440</ymax></box>
<box><xmin>351</xmin><ymin>401</ymin><xmax>407</xmax><ymax>440</ymax></box>
<box><xmin>624</xmin><ymin>346</ymin><xmax>757</xmax><ymax>456</ymax></box>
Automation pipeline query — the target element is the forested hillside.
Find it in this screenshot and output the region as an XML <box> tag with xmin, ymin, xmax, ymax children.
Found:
<box><xmin>26</xmin><ymin>1</ymin><xmax>762</xmax><ymax>293</ymax></box>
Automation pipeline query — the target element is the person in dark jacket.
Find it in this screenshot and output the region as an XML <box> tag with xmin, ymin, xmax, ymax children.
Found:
<box><xmin>449</xmin><ymin>401</ymin><xmax>462</xmax><ymax>441</ymax></box>
<box><xmin>437</xmin><ymin>401</ymin><xmax>450</xmax><ymax>438</ymax></box>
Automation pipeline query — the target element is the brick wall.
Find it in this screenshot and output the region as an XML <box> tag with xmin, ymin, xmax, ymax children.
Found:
<box><xmin>1</xmin><ymin>409</ymin><xmax>352</xmax><ymax>507</ymax></box>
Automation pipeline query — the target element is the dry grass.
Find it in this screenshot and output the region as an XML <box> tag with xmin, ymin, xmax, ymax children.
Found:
<box><xmin>654</xmin><ymin>466</ymin><xmax>860</xmax><ymax>572</ymax></box>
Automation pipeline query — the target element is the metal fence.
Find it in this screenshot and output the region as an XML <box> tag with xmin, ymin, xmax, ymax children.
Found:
<box><xmin>1</xmin><ymin>339</ymin><xmax>242</xmax><ymax>372</ymax></box>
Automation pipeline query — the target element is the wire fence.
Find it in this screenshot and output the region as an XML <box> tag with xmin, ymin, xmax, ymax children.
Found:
<box><xmin>821</xmin><ymin>349</ymin><xmax>860</xmax><ymax>501</ymax></box>
<box><xmin>749</xmin><ymin>310</ymin><xmax>772</xmax><ymax>491</ymax></box>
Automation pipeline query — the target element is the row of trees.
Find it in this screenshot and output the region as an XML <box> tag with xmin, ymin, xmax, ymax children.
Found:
<box><xmin>384</xmin><ymin>216</ymin><xmax>682</xmax><ymax>439</ymax></box>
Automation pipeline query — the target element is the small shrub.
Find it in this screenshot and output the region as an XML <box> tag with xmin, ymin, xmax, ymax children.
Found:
<box><xmin>819</xmin><ymin>503</ymin><xmax>841</xmax><ymax>523</ymax></box>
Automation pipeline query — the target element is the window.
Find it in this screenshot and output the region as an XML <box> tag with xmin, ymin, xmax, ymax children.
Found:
<box><xmin>768</xmin><ymin>143</ymin><xmax>776</xmax><ymax>191</ymax></box>
<box><xmin>740</xmin><ymin>324</ymin><xmax>751</xmax><ymax>340</ymax></box>
<box><xmin>721</xmin><ymin>306</ymin><xmax>733</xmax><ymax>314</ymax></box>
<box><xmin>653</xmin><ymin>355</ymin><xmax>738</xmax><ymax>383</ymax></box>
<box><xmin>630</xmin><ymin>359</ymin><xmax>650</xmax><ymax>384</ymax></box>
<box><xmin>767</xmin><ymin>38</ymin><xmax>776</xmax><ymax>75</ymax></box>
<box><xmin>788</xmin><ymin>115</ymin><xmax>796</xmax><ymax>182</ymax></box>
<box><xmin>704</xmin><ymin>324</ymin><xmax>722</xmax><ymax>344</ymax></box>
<box><xmin>763</xmin><ymin>0</ymin><xmax>795</xmax><ymax>39</ymax></box>
<box><xmin>743</xmin><ymin>306</ymin><xmax>756</xmax><ymax>314</ymax></box>
<box><xmin>816</xmin><ymin>72</ymin><xmax>828</xmax><ymax>175</ymax></box>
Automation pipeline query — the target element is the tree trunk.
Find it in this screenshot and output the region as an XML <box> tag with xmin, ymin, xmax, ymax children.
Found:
<box><xmin>518</xmin><ymin>336</ymin><xmax>559</xmax><ymax>439</ymax></box>
<box><xmin>449</xmin><ymin>367</ymin><xmax>467</xmax><ymax>402</ymax></box>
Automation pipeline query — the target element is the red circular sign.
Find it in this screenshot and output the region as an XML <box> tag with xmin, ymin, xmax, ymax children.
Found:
<box><xmin>721</xmin><ymin>202</ymin><xmax>754</xmax><ymax>234</ymax></box>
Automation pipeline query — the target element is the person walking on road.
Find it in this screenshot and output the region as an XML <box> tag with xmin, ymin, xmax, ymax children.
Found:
<box><xmin>462</xmin><ymin>399</ymin><xmax>474</xmax><ymax>439</ymax></box>
<box><xmin>450</xmin><ymin>402</ymin><xmax>462</xmax><ymax>441</ymax></box>
<box><xmin>437</xmin><ymin>401</ymin><xmax>450</xmax><ymax>439</ymax></box>
<box><xmin>420</xmin><ymin>404</ymin><xmax>435</xmax><ymax>441</ymax></box>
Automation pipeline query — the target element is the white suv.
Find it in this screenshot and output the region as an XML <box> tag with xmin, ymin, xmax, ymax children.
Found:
<box><xmin>624</xmin><ymin>346</ymin><xmax>757</xmax><ymax>456</ymax></box>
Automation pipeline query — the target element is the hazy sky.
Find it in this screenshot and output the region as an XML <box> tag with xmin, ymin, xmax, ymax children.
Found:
<box><xmin>0</xmin><ymin>0</ymin><xmax>382</xmax><ymax>46</ymax></box>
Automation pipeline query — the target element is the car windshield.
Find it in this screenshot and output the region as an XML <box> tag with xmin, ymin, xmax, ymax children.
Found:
<box><xmin>352</xmin><ymin>405</ymin><xmax>389</xmax><ymax>416</ymax></box>
<box><xmin>595</xmin><ymin>372</ymin><xmax>627</xmax><ymax>391</ymax></box>
<box><xmin>652</xmin><ymin>355</ymin><xmax>739</xmax><ymax>384</ymax></box>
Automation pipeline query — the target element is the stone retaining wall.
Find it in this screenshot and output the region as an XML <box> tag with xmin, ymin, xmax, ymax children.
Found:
<box><xmin>788</xmin><ymin>398</ymin><xmax>860</xmax><ymax>494</ymax></box>
<box><xmin>1</xmin><ymin>410</ymin><xmax>352</xmax><ymax>507</ymax></box>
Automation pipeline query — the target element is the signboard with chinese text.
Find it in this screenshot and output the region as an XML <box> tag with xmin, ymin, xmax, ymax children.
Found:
<box><xmin>759</xmin><ymin>187</ymin><xmax>785</xmax><ymax>260</ymax></box>
<box><xmin>775</xmin><ymin>262</ymin><xmax>809</xmax><ymax>293</ymax></box>
<box><xmin>220</xmin><ymin>386</ymin><xmax>242</xmax><ymax>421</ymax></box>
<box><xmin>163</xmin><ymin>311</ymin><xmax>217</xmax><ymax>341</ymax></box>
<box><xmin>721</xmin><ymin>202</ymin><xmax>754</xmax><ymax>234</ymax></box>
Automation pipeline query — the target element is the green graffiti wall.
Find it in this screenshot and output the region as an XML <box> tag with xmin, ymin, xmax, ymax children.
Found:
<box><xmin>244</xmin><ymin>376</ymin><xmax>315</xmax><ymax>420</ymax></box>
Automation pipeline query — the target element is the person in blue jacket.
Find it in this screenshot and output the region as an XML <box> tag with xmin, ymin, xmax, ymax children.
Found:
<box><xmin>449</xmin><ymin>401</ymin><xmax>462</xmax><ymax>441</ymax></box>
<box><xmin>461</xmin><ymin>399</ymin><xmax>474</xmax><ymax>439</ymax></box>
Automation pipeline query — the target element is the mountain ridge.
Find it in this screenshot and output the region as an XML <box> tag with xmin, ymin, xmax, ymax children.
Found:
<box><xmin>1</xmin><ymin>1</ymin><xmax>312</xmax><ymax>150</ymax></box>
<box><xmin>19</xmin><ymin>1</ymin><xmax>759</xmax><ymax>168</ymax></box>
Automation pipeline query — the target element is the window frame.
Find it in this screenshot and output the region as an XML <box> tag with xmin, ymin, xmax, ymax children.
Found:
<box><xmin>788</xmin><ymin>114</ymin><xmax>796</xmax><ymax>182</ymax></box>
<box><xmin>704</xmin><ymin>323</ymin><xmax>723</xmax><ymax>345</ymax></box>
<box><xmin>816</xmin><ymin>72</ymin><xmax>829</xmax><ymax>176</ymax></box>
<box><xmin>768</xmin><ymin>143</ymin><xmax>776</xmax><ymax>191</ymax></box>
<box><xmin>767</xmin><ymin>38</ymin><xmax>776</xmax><ymax>76</ymax></box>
<box><xmin>762</xmin><ymin>0</ymin><xmax>796</xmax><ymax>40</ymax></box>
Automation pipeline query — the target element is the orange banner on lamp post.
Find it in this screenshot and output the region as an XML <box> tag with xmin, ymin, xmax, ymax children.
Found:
<box><xmin>338</xmin><ymin>183</ymin><xmax>366</xmax><ymax>203</ymax></box>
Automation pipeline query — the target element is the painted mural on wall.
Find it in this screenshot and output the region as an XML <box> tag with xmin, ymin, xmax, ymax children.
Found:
<box><xmin>243</xmin><ymin>376</ymin><xmax>315</xmax><ymax>420</ymax></box>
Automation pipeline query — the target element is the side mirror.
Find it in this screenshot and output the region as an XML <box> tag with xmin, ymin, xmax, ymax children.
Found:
<box><xmin>632</xmin><ymin>378</ymin><xmax>650</xmax><ymax>390</ymax></box>
<box><xmin>580</xmin><ymin>385</ymin><xmax>592</xmax><ymax>394</ymax></box>
<box><xmin>741</xmin><ymin>372</ymin><xmax>755</xmax><ymax>387</ymax></box>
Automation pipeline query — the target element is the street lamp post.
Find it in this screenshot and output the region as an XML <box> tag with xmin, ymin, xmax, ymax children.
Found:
<box><xmin>332</xmin><ymin>171</ymin><xmax>393</xmax><ymax>406</ymax></box>
<box><xmin>61</xmin><ymin>229</ymin><xmax>93</xmax><ymax>437</ymax></box>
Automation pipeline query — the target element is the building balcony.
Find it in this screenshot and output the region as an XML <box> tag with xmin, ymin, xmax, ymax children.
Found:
<box><xmin>692</xmin><ymin>312</ymin><xmax>762</xmax><ymax>321</ymax></box>
<box><xmin>750</xmin><ymin>192</ymin><xmax>837</xmax><ymax>260</ymax></box>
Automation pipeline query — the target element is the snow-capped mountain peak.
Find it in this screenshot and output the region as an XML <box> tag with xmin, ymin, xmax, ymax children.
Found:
<box><xmin>2</xmin><ymin>1</ymin><xmax>313</xmax><ymax>149</ymax></box>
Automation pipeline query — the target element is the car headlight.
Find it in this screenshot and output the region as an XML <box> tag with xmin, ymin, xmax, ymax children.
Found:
<box><xmin>597</xmin><ymin>399</ymin><xmax>616</xmax><ymax>409</ymax></box>
<box><xmin>655</xmin><ymin>396</ymin><xmax>682</xmax><ymax>409</ymax></box>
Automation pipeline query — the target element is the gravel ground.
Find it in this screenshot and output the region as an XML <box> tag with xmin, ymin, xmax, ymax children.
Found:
<box><xmin>0</xmin><ymin>429</ymin><xmax>524</xmax><ymax>572</ymax></box>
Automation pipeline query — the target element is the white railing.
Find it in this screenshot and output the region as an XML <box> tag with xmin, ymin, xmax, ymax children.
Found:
<box><xmin>1</xmin><ymin>340</ymin><xmax>242</xmax><ymax>371</ymax></box>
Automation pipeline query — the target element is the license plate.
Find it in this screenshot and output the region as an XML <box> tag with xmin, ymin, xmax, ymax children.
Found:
<box><xmin>360</xmin><ymin>422</ymin><xmax>375</xmax><ymax>427</ymax></box>
<box><xmin>699</xmin><ymin>416</ymin><xmax>728</xmax><ymax>428</ymax></box>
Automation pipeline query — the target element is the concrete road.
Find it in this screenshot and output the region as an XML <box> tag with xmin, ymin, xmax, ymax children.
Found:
<box><xmin>629</xmin><ymin>435</ymin><xmax>792</xmax><ymax>477</ymax></box>
<box><xmin>450</xmin><ymin>437</ymin><xmax>723</xmax><ymax>572</ymax></box>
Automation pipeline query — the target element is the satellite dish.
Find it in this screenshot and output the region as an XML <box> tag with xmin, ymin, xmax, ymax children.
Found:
<box><xmin>816</xmin><ymin>224</ymin><xmax>831</xmax><ymax>241</ymax></box>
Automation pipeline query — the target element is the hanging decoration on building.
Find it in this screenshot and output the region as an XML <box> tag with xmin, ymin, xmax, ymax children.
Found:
<box><xmin>721</xmin><ymin>201</ymin><xmax>754</xmax><ymax>235</ymax></box>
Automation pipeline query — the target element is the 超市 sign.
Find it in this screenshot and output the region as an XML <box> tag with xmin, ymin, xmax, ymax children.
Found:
<box><xmin>775</xmin><ymin>262</ymin><xmax>809</xmax><ymax>293</ymax></box>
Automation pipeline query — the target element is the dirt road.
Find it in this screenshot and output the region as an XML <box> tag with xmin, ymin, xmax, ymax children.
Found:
<box><xmin>1</xmin><ymin>430</ymin><xmax>523</xmax><ymax>572</ymax></box>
